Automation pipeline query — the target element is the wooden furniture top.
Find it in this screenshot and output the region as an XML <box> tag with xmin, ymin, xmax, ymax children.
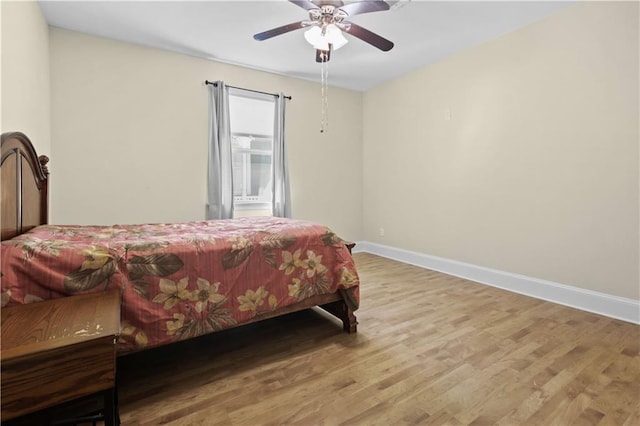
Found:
<box><xmin>1</xmin><ymin>290</ymin><xmax>121</xmax><ymax>361</ymax></box>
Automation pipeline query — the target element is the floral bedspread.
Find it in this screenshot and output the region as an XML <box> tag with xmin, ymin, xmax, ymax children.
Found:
<box><xmin>0</xmin><ymin>217</ymin><xmax>359</xmax><ymax>352</ymax></box>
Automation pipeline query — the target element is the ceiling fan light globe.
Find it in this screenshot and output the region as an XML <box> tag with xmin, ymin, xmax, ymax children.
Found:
<box><xmin>325</xmin><ymin>24</ymin><xmax>348</xmax><ymax>50</ymax></box>
<box><xmin>304</xmin><ymin>24</ymin><xmax>347</xmax><ymax>51</ymax></box>
<box><xmin>304</xmin><ymin>26</ymin><xmax>328</xmax><ymax>50</ymax></box>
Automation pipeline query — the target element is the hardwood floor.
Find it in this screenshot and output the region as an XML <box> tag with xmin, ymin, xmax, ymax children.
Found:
<box><xmin>117</xmin><ymin>253</ymin><xmax>639</xmax><ymax>425</ymax></box>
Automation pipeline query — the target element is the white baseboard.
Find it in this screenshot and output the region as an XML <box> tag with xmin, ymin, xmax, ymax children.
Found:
<box><xmin>352</xmin><ymin>241</ymin><xmax>640</xmax><ymax>325</ymax></box>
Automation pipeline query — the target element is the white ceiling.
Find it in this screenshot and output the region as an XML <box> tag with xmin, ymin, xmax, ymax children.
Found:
<box><xmin>39</xmin><ymin>0</ymin><xmax>573</xmax><ymax>91</ymax></box>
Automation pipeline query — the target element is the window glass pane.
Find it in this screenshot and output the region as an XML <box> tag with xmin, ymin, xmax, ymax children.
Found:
<box><xmin>232</xmin><ymin>152</ymin><xmax>245</xmax><ymax>197</ymax></box>
<box><xmin>250</xmin><ymin>154</ymin><xmax>272</xmax><ymax>201</ymax></box>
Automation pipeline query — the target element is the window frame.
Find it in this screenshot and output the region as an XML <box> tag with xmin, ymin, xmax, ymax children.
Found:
<box><xmin>228</xmin><ymin>89</ymin><xmax>276</xmax><ymax>216</ymax></box>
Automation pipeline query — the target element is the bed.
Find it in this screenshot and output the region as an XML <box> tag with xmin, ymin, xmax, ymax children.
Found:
<box><xmin>0</xmin><ymin>132</ymin><xmax>359</xmax><ymax>353</ymax></box>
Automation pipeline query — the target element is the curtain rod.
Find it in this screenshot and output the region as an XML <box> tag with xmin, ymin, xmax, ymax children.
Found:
<box><xmin>204</xmin><ymin>80</ymin><xmax>292</xmax><ymax>100</ymax></box>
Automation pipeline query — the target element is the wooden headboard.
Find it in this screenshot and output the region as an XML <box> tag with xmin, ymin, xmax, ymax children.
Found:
<box><xmin>1</xmin><ymin>132</ymin><xmax>49</xmax><ymax>241</ymax></box>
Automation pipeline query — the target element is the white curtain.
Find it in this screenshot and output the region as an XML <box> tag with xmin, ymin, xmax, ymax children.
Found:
<box><xmin>272</xmin><ymin>93</ymin><xmax>291</xmax><ymax>218</ymax></box>
<box><xmin>207</xmin><ymin>81</ymin><xmax>234</xmax><ymax>219</ymax></box>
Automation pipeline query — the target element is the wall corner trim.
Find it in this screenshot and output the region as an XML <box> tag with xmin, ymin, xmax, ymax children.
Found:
<box><xmin>352</xmin><ymin>241</ymin><xmax>640</xmax><ymax>325</ymax></box>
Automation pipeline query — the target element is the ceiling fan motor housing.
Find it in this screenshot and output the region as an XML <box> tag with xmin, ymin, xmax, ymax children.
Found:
<box><xmin>309</xmin><ymin>4</ymin><xmax>346</xmax><ymax>26</ymax></box>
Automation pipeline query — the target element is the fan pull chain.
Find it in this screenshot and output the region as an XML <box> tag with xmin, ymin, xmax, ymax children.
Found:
<box><xmin>320</xmin><ymin>55</ymin><xmax>329</xmax><ymax>133</ymax></box>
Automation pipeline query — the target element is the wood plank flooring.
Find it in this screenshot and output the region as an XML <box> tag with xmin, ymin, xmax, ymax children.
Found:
<box><xmin>117</xmin><ymin>253</ymin><xmax>639</xmax><ymax>425</ymax></box>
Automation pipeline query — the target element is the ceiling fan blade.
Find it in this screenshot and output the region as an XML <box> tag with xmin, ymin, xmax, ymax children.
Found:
<box><xmin>253</xmin><ymin>21</ymin><xmax>306</xmax><ymax>41</ymax></box>
<box><xmin>343</xmin><ymin>22</ymin><xmax>394</xmax><ymax>51</ymax></box>
<box><xmin>289</xmin><ymin>0</ymin><xmax>320</xmax><ymax>11</ymax></box>
<box><xmin>338</xmin><ymin>1</ymin><xmax>390</xmax><ymax>16</ymax></box>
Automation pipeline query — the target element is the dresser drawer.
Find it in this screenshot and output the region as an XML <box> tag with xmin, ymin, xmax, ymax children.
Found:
<box><xmin>1</xmin><ymin>335</ymin><xmax>117</xmax><ymax>421</ymax></box>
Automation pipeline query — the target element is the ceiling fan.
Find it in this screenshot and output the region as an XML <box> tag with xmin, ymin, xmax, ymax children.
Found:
<box><xmin>253</xmin><ymin>0</ymin><xmax>394</xmax><ymax>62</ymax></box>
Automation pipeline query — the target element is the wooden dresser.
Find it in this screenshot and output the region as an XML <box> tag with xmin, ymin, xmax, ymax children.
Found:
<box><xmin>1</xmin><ymin>290</ymin><xmax>121</xmax><ymax>424</ymax></box>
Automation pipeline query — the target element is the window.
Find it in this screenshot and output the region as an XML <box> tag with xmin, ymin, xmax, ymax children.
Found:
<box><xmin>228</xmin><ymin>89</ymin><xmax>275</xmax><ymax>217</ymax></box>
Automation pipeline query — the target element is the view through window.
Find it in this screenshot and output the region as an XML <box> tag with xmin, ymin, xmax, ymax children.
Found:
<box><xmin>228</xmin><ymin>89</ymin><xmax>275</xmax><ymax>217</ymax></box>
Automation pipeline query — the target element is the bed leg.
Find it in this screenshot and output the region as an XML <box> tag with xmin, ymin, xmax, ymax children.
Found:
<box><xmin>320</xmin><ymin>301</ymin><xmax>358</xmax><ymax>333</ymax></box>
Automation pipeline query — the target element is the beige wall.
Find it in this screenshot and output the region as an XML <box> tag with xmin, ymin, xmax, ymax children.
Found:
<box><xmin>363</xmin><ymin>2</ymin><xmax>639</xmax><ymax>300</ymax></box>
<box><xmin>10</xmin><ymin>2</ymin><xmax>638</xmax><ymax>301</ymax></box>
<box><xmin>1</xmin><ymin>0</ymin><xmax>51</xmax><ymax>155</ymax></box>
<box><xmin>49</xmin><ymin>29</ymin><xmax>363</xmax><ymax>240</ymax></box>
